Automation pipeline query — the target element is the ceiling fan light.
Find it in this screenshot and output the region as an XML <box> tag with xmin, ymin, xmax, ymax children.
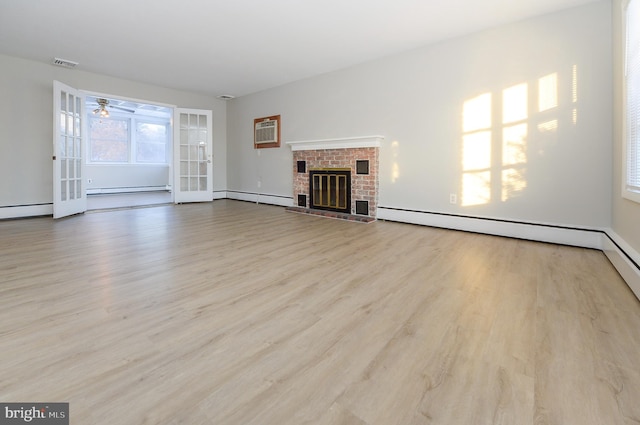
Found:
<box><xmin>100</xmin><ymin>108</ymin><xmax>109</xmax><ymax>118</ymax></box>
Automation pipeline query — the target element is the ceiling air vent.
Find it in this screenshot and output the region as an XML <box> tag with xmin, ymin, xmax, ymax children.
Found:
<box><xmin>52</xmin><ymin>57</ymin><xmax>79</xmax><ymax>68</ymax></box>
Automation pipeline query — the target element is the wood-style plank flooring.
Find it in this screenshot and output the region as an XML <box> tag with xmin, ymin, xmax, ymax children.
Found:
<box><xmin>1</xmin><ymin>200</ymin><xmax>639</xmax><ymax>424</ymax></box>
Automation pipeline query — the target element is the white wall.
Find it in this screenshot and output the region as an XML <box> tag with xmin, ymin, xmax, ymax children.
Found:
<box><xmin>0</xmin><ymin>2</ymin><xmax>617</xmax><ymax>236</ymax></box>
<box><xmin>0</xmin><ymin>54</ymin><xmax>226</xmax><ymax>210</ymax></box>
<box><xmin>227</xmin><ymin>1</ymin><xmax>612</xmax><ymax>229</ymax></box>
<box><xmin>85</xmin><ymin>164</ymin><xmax>170</xmax><ymax>192</ymax></box>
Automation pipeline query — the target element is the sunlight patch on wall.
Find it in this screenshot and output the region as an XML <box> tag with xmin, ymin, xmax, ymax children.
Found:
<box><xmin>464</xmin><ymin>132</ymin><xmax>492</xmax><ymax>170</ymax></box>
<box><xmin>461</xmin><ymin>93</ymin><xmax>492</xmax><ymax>207</ymax></box>
<box><xmin>391</xmin><ymin>140</ymin><xmax>400</xmax><ymax>183</ymax></box>
<box><xmin>503</xmin><ymin>83</ymin><xmax>528</xmax><ymax>124</ymax></box>
<box><xmin>501</xmin><ymin>83</ymin><xmax>529</xmax><ymax>202</ymax></box>
<box><xmin>538</xmin><ymin>73</ymin><xmax>558</xmax><ymax>112</ymax></box>
<box><xmin>502</xmin><ymin>168</ymin><xmax>527</xmax><ymax>202</ymax></box>
<box><xmin>463</xmin><ymin>93</ymin><xmax>492</xmax><ymax>131</ymax></box>
<box><xmin>572</xmin><ymin>65</ymin><xmax>578</xmax><ymax>125</ymax></box>
<box><xmin>456</xmin><ymin>66</ymin><xmax>577</xmax><ymax>208</ymax></box>
<box><xmin>463</xmin><ymin>172</ymin><xmax>491</xmax><ymax>207</ymax></box>
<box><xmin>503</xmin><ymin>124</ymin><xmax>528</xmax><ymax>165</ymax></box>
<box><xmin>502</xmin><ymin>123</ymin><xmax>528</xmax><ymax>202</ymax></box>
<box><xmin>537</xmin><ymin>120</ymin><xmax>558</xmax><ymax>133</ymax></box>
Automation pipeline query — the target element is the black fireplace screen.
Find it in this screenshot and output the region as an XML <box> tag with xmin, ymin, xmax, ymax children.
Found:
<box><xmin>309</xmin><ymin>169</ymin><xmax>351</xmax><ymax>213</ymax></box>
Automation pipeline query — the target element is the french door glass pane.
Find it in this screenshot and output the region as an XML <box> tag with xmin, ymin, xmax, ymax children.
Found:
<box><xmin>181</xmin><ymin>114</ymin><xmax>206</xmax><ymax>190</ymax></box>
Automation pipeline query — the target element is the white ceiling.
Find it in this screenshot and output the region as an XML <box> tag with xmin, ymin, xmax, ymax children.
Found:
<box><xmin>0</xmin><ymin>0</ymin><xmax>599</xmax><ymax>98</ymax></box>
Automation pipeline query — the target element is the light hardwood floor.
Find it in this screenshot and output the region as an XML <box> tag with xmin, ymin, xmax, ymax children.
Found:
<box><xmin>1</xmin><ymin>200</ymin><xmax>639</xmax><ymax>424</ymax></box>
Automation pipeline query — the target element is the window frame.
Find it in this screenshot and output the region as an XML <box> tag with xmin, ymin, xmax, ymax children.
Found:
<box><xmin>87</xmin><ymin>112</ymin><xmax>170</xmax><ymax>166</ymax></box>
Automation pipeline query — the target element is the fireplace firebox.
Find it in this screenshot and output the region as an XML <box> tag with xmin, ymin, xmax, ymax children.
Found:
<box><xmin>309</xmin><ymin>169</ymin><xmax>351</xmax><ymax>214</ymax></box>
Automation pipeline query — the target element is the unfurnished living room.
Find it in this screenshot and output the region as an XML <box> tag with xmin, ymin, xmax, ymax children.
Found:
<box><xmin>1</xmin><ymin>0</ymin><xmax>640</xmax><ymax>424</ymax></box>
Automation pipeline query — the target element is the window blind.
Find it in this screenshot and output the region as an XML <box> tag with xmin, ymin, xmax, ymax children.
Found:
<box><xmin>626</xmin><ymin>0</ymin><xmax>640</xmax><ymax>193</ymax></box>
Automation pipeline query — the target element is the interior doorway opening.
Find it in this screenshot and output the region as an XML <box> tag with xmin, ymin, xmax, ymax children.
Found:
<box><xmin>84</xmin><ymin>94</ymin><xmax>174</xmax><ymax>210</ymax></box>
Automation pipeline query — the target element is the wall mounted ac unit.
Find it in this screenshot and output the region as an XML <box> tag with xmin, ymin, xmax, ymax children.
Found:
<box><xmin>255</xmin><ymin>119</ymin><xmax>278</xmax><ymax>144</ymax></box>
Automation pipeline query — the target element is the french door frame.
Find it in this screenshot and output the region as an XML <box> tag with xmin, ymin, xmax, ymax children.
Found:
<box><xmin>54</xmin><ymin>83</ymin><xmax>215</xmax><ymax>213</ymax></box>
<box><xmin>173</xmin><ymin>108</ymin><xmax>213</xmax><ymax>203</ymax></box>
<box><xmin>53</xmin><ymin>80</ymin><xmax>87</xmax><ymax>218</ymax></box>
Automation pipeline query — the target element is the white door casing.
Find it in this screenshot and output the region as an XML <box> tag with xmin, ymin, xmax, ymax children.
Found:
<box><xmin>53</xmin><ymin>80</ymin><xmax>86</xmax><ymax>218</ymax></box>
<box><xmin>174</xmin><ymin>108</ymin><xmax>213</xmax><ymax>203</ymax></box>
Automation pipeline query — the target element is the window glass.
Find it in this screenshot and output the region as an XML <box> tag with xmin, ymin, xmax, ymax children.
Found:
<box><xmin>136</xmin><ymin>122</ymin><xmax>168</xmax><ymax>163</ymax></box>
<box><xmin>87</xmin><ymin>115</ymin><xmax>170</xmax><ymax>165</ymax></box>
<box><xmin>89</xmin><ymin>117</ymin><xmax>129</xmax><ymax>162</ymax></box>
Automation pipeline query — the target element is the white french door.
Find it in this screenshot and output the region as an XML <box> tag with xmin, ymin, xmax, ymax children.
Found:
<box><xmin>173</xmin><ymin>108</ymin><xmax>213</xmax><ymax>203</ymax></box>
<box><xmin>53</xmin><ymin>80</ymin><xmax>86</xmax><ymax>218</ymax></box>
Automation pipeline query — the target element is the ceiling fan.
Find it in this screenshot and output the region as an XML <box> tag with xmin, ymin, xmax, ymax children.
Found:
<box><xmin>90</xmin><ymin>98</ymin><xmax>136</xmax><ymax>117</ymax></box>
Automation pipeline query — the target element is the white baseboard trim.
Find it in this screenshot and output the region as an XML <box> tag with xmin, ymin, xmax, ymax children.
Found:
<box><xmin>226</xmin><ymin>191</ymin><xmax>294</xmax><ymax>208</ymax></box>
<box><xmin>213</xmin><ymin>191</ymin><xmax>227</xmax><ymax>200</ymax></box>
<box><xmin>601</xmin><ymin>230</ymin><xmax>640</xmax><ymax>300</ymax></box>
<box><xmin>87</xmin><ymin>186</ymin><xmax>169</xmax><ymax>195</ymax></box>
<box><xmin>0</xmin><ymin>204</ymin><xmax>53</xmax><ymax>219</ymax></box>
<box><xmin>377</xmin><ymin>206</ymin><xmax>603</xmax><ymax>249</ymax></box>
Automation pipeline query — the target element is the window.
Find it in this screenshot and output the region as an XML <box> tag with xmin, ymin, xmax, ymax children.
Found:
<box><xmin>89</xmin><ymin>117</ymin><xmax>129</xmax><ymax>162</ymax></box>
<box><xmin>88</xmin><ymin>114</ymin><xmax>169</xmax><ymax>164</ymax></box>
<box><xmin>625</xmin><ymin>0</ymin><xmax>640</xmax><ymax>202</ymax></box>
<box><xmin>136</xmin><ymin>121</ymin><xmax>168</xmax><ymax>163</ymax></box>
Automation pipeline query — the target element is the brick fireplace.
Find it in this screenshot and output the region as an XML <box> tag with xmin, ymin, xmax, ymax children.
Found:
<box><xmin>286</xmin><ymin>136</ymin><xmax>383</xmax><ymax>219</ymax></box>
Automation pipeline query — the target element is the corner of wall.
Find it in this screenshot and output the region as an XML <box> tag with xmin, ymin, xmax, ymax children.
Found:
<box><xmin>602</xmin><ymin>229</ymin><xmax>640</xmax><ymax>301</ymax></box>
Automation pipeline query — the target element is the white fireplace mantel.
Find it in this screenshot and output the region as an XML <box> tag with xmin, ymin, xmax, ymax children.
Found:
<box><xmin>285</xmin><ymin>135</ymin><xmax>384</xmax><ymax>151</ymax></box>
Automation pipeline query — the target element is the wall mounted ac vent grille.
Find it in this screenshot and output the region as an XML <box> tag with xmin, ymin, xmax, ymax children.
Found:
<box><xmin>255</xmin><ymin>119</ymin><xmax>278</xmax><ymax>144</ymax></box>
<box><xmin>52</xmin><ymin>58</ymin><xmax>79</xmax><ymax>68</ymax></box>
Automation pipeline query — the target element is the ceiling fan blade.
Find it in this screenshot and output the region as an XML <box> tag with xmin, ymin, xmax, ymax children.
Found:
<box><xmin>111</xmin><ymin>105</ymin><xmax>136</xmax><ymax>113</ymax></box>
